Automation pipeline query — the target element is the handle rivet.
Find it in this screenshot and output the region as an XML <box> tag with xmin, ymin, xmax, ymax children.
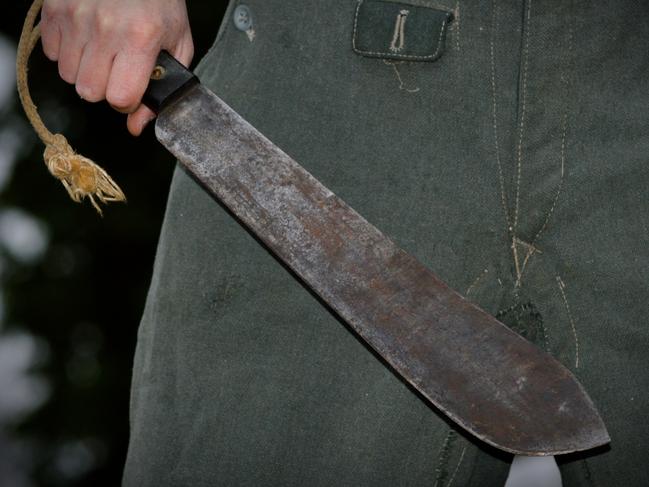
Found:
<box><xmin>151</xmin><ymin>66</ymin><xmax>166</xmax><ymax>80</ymax></box>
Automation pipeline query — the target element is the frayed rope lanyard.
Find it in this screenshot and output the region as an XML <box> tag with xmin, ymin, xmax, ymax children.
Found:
<box><xmin>16</xmin><ymin>0</ymin><xmax>126</xmax><ymax>215</ymax></box>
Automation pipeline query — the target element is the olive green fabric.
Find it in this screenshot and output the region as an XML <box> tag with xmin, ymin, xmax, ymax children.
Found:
<box><xmin>123</xmin><ymin>0</ymin><xmax>649</xmax><ymax>485</ymax></box>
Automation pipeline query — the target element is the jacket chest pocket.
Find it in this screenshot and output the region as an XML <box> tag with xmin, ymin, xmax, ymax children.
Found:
<box><xmin>352</xmin><ymin>0</ymin><xmax>454</xmax><ymax>62</ymax></box>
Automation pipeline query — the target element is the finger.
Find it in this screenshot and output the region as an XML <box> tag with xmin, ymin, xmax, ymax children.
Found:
<box><xmin>40</xmin><ymin>0</ymin><xmax>61</xmax><ymax>60</ymax></box>
<box><xmin>76</xmin><ymin>43</ymin><xmax>114</xmax><ymax>102</ymax></box>
<box><xmin>106</xmin><ymin>49</ymin><xmax>157</xmax><ymax>114</ymax></box>
<box><xmin>127</xmin><ymin>105</ymin><xmax>156</xmax><ymax>137</ymax></box>
<box><xmin>57</xmin><ymin>30</ymin><xmax>85</xmax><ymax>84</ymax></box>
<box><xmin>171</xmin><ymin>34</ymin><xmax>194</xmax><ymax>68</ymax></box>
<box><xmin>40</xmin><ymin>20</ymin><xmax>61</xmax><ymax>61</ymax></box>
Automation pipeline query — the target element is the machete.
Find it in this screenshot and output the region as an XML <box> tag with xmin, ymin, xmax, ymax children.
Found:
<box><xmin>141</xmin><ymin>52</ymin><xmax>609</xmax><ymax>456</ymax></box>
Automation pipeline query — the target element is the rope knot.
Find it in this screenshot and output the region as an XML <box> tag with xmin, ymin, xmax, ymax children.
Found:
<box><xmin>42</xmin><ymin>133</ymin><xmax>126</xmax><ymax>215</ymax></box>
<box><xmin>43</xmin><ymin>133</ymin><xmax>74</xmax><ymax>178</ymax></box>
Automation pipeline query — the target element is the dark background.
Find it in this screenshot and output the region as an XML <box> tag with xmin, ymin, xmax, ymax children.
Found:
<box><xmin>0</xmin><ymin>1</ymin><xmax>228</xmax><ymax>485</ymax></box>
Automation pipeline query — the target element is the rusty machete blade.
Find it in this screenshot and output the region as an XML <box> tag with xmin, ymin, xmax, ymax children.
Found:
<box><xmin>147</xmin><ymin>59</ymin><xmax>609</xmax><ymax>456</ymax></box>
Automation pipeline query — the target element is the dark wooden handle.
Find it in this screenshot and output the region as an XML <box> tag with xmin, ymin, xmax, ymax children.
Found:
<box><xmin>142</xmin><ymin>51</ymin><xmax>199</xmax><ymax>114</ymax></box>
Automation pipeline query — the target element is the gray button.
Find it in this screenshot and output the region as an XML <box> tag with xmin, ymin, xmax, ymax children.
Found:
<box><xmin>233</xmin><ymin>5</ymin><xmax>253</xmax><ymax>31</ymax></box>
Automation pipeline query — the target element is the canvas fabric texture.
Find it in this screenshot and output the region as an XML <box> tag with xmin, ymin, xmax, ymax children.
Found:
<box><xmin>123</xmin><ymin>0</ymin><xmax>649</xmax><ymax>485</ymax></box>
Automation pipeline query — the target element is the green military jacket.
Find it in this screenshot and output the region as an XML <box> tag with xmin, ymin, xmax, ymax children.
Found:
<box><xmin>124</xmin><ymin>0</ymin><xmax>649</xmax><ymax>485</ymax></box>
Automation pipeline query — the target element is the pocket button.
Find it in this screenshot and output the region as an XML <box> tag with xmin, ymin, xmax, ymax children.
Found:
<box><xmin>233</xmin><ymin>5</ymin><xmax>253</xmax><ymax>31</ymax></box>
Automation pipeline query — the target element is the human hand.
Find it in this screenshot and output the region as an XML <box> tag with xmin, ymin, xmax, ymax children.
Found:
<box><xmin>40</xmin><ymin>0</ymin><xmax>194</xmax><ymax>136</ymax></box>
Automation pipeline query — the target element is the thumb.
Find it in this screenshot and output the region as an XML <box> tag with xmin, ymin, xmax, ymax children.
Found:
<box><xmin>127</xmin><ymin>105</ymin><xmax>156</xmax><ymax>137</ymax></box>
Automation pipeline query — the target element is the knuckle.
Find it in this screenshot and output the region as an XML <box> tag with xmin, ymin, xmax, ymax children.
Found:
<box><xmin>42</xmin><ymin>0</ymin><xmax>64</xmax><ymax>19</ymax></box>
<box><xmin>71</xmin><ymin>3</ymin><xmax>88</xmax><ymax>22</ymax></box>
<box><xmin>63</xmin><ymin>0</ymin><xmax>93</xmax><ymax>20</ymax></box>
<box><xmin>62</xmin><ymin>0</ymin><xmax>79</xmax><ymax>18</ymax></box>
<box><xmin>95</xmin><ymin>8</ymin><xmax>116</xmax><ymax>33</ymax></box>
<box><xmin>76</xmin><ymin>84</ymin><xmax>102</xmax><ymax>102</ymax></box>
<box><xmin>126</xmin><ymin>20</ymin><xmax>162</xmax><ymax>47</ymax></box>
<box><xmin>166</xmin><ymin>15</ymin><xmax>184</xmax><ymax>34</ymax></box>
<box><xmin>106</xmin><ymin>90</ymin><xmax>136</xmax><ymax>112</ymax></box>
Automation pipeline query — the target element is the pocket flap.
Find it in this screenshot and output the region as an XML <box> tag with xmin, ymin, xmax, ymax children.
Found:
<box><xmin>352</xmin><ymin>0</ymin><xmax>454</xmax><ymax>61</ymax></box>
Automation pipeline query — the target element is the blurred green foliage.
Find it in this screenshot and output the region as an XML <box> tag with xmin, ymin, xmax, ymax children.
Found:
<box><xmin>0</xmin><ymin>1</ymin><xmax>228</xmax><ymax>485</ymax></box>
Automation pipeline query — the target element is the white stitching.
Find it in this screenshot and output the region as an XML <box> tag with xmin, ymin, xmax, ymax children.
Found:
<box><xmin>353</xmin><ymin>0</ymin><xmax>450</xmax><ymax>60</ymax></box>
<box><xmin>383</xmin><ymin>59</ymin><xmax>421</xmax><ymax>92</ymax></box>
<box><xmin>489</xmin><ymin>0</ymin><xmax>512</xmax><ymax>231</ymax></box>
<box><xmin>515</xmin><ymin>237</ymin><xmax>542</xmax><ymax>287</ymax></box>
<box><xmin>530</xmin><ymin>20</ymin><xmax>573</xmax><ymax>248</ymax></box>
<box><xmin>389</xmin><ymin>9</ymin><xmax>410</xmax><ymax>52</ymax></box>
<box><xmin>446</xmin><ymin>446</ymin><xmax>467</xmax><ymax>487</ymax></box>
<box><xmin>433</xmin><ymin>430</ymin><xmax>457</xmax><ymax>487</ymax></box>
<box><xmin>466</xmin><ymin>268</ymin><xmax>489</xmax><ymax>296</ymax></box>
<box><xmin>513</xmin><ymin>0</ymin><xmax>533</xmax><ymax>232</ymax></box>
<box><xmin>515</xmin><ymin>1</ymin><xmax>573</xmax><ymax>290</ymax></box>
<box><xmin>556</xmin><ymin>275</ymin><xmax>580</xmax><ymax>368</ymax></box>
<box><xmin>512</xmin><ymin>0</ymin><xmax>533</xmax><ymax>290</ymax></box>
<box><xmin>530</xmin><ymin>110</ymin><xmax>567</xmax><ymax>246</ymax></box>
